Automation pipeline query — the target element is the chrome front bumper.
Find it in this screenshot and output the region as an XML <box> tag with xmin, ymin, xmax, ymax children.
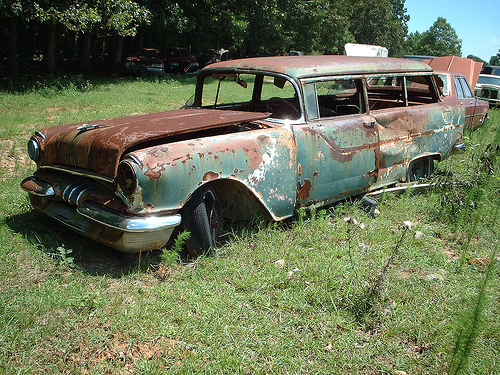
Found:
<box><xmin>21</xmin><ymin>176</ymin><xmax>181</xmax><ymax>253</ymax></box>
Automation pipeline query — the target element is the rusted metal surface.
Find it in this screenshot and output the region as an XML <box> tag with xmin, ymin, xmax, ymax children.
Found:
<box><xmin>127</xmin><ymin>124</ymin><xmax>298</xmax><ymax>220</ymax></box>
<box><xmin>205</xmin><ymin>55</ymin><xmax>432</xmax><ymax>78</ymax></box>
<box><xmin>22</xmin><ymin>55</ymin><xmax>465</xmax><ymax>253</ymax></box>
<box><xmin>34</xmin><ymin>109</ymin><xmax>272</xmax><ymax>178</ymax></box>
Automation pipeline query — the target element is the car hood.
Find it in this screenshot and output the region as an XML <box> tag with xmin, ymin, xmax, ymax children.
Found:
<box><xmin>38</xmin><ymin>109</ymin><xmax>271</xmax><ymax>179</ymax></box>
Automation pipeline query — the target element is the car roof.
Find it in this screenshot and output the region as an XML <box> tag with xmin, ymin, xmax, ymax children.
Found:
<box><xmin>434</xmin><ymin>70</ymin><xmax>466</xmax><ymax>78</ymax></box>
<box><xmin>203</xmin><ymin>55</ymin><xmax>432</xmax><ymax>79</ymax></box>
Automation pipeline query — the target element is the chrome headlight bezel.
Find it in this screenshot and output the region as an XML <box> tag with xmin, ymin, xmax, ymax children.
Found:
<box><xmin>117</xmin><ymin>159</ymin><xmax>138</xmax><ymax>197</ymax></box>
<box><xmin>27</xmin><ymin>136</ymin><xmax>41</xmax><ymax>162</ymax></box>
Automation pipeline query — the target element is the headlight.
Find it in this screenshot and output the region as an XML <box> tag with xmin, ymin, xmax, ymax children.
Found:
<box><xmin>117</xmin><ymin>159</ymin><xmax>137</xmax><ymax>196</ymax></box>
<box><xmin>27</xmin><ymin>136</ymin><xmax>41</xmax><ymax>162</ymax></box>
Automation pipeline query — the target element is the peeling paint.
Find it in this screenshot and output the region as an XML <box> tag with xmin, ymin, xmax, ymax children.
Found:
<box><xmin>297</xmin><ymin>179</ymin><xmax>312</xmax><ymax>200</ymax></box>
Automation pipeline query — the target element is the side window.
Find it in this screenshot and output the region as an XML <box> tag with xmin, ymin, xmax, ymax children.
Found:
<box><xmin>315</xmin><ymin>78</ymin><xmax>364</xmax><ymax>118</ymax></box>
<box><xmin>303</xmin><ymin>82</ymin><xmax>319</xmax><ymax>120</ymax></box>
<box><xmin>261</xmin><ymin>76</ymin><xmax>300</xmax><ymax>120</ymax></box>
<box><xmin>366</xmin><ymin>75</ymin><xmax>404</xmax><ymax>110</ymax></box>
<box><xmin>405</xmin><ymin>76</ymin><xmax>439</xmax><ymax>104</ymax></box>
<box><xmin>435</xmin><ymin>74</ymin><xmax>449</xmax><ymax>96</ymax></box>
<box><xmin>454</xmin><ymin>77</ymin><xmax>465</xmax><ymax>98</ymax></box>
<box><xmin>460</xmin><ymin>77</ymin><xmax>474</xmax><ymax>98</ymax></box>
<box><xmin>367</xmin><ymin>74</ymin><xmax>438</xmax><ymax>109</ymax></box>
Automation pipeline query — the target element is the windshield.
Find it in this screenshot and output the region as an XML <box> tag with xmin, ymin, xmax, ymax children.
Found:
<box><xmin>478</xmin><ymin>75</ymin><xmax>500</xmax><ymax>86</ymax></box>
<box><xmin>196</xmin><ymin>72</ymin><xmax>301</xmax><ymax>120</ymax></box>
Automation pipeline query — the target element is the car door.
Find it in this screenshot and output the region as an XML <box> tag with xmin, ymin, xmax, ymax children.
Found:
<box><xmin>294</xmin><ymin>78</ymin><xmax>379</xmax><ymax>206</ymax></box>
<box><xmin>456</xmin><ymin>76</ymin><xmax>482</xmax><ymax>127</ymax></box>
<box><xmin>368</xmin><ymin>74</ymin><xmax>449</xmax><ymax>186</ymax></box>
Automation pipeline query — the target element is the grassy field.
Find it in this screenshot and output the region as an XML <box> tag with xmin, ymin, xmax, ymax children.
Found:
<box><xmin>0</xmin><ymin>77</ymin><xmax>499</xmax><ymax>374</ymax></box>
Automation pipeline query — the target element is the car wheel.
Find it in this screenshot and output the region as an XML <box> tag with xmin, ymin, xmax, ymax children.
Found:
<box><xmin>407</xmin><ymin>157</ymin><xmax>434</xmax><ymax>182</ymax></box>
<box><xmin>183</xmin><ymin>188</ymin><xmax>224</xmax><ymax>257</ymax></box>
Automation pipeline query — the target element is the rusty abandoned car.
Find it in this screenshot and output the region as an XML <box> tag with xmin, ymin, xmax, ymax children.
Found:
<box><xmin>21</xmin><ymin>56</ymin><xmax>465</xmax><ymax>256</ymax></box>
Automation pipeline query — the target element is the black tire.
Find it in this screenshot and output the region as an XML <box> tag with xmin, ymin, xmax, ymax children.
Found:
<box><xmin>407</xmin><ymin>157</ymin><xmax>434</xmax><ymax>182</ymax></box>
<box><xmin>182</xmin><ymin>188</ymin><xmax>224</xmax><ymax>257</ymax></box>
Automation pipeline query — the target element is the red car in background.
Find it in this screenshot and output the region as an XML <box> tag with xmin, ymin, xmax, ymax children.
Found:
<box><xmin>125</xmin><ymin>48</ymin><xmax>165</xmax><ymax>76</ymax></box>
<box><xmin>164</xmin><ymin>47</ymin><xmax>199</xmax><ymax>74</ymax></box>
<box><xmin>435</xmin><ymin>71</ymin><xmax>489</xmax><ymax>128</ymax></box>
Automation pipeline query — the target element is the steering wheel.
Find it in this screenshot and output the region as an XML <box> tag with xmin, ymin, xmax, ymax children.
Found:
<box><xmin>266</xmin><ymin>97</ymin><xmax>300</xmax><ymax>119</ymax></box>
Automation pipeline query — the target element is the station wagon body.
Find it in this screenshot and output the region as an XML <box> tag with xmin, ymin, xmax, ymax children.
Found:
<box><xmin>22</xmin><ymin>56</ymin><xmax>465</xmax><ymax>255</ymax></box>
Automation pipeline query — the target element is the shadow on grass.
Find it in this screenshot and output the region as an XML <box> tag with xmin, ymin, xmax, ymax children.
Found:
<box><xmin>0</xmin><ymin>73</ymin><xmax>197</xmax><ymax>95</ymax></box>
<box><xmin>4</xmin><ymin>210</ymin><xmax>163</xmax><ymax>278</ymax></box>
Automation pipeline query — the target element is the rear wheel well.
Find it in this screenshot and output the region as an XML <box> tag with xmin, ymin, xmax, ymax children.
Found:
<box><xmin>406</xmin><ymin>155</ymin><xmax>439</xmax><ymax>182</ymax></box>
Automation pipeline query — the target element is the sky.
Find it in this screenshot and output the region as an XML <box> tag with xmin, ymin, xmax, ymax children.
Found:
<box><xmin>405</xmin><ymin>0</ymin><xmax>500</xmax><ymax>62</ymax></box>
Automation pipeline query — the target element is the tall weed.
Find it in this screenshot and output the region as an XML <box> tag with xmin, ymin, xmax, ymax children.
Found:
<box><xmin>448</xmin><ymin>247</ymin><xmax>498</xmax><ymax>375</ymax></box>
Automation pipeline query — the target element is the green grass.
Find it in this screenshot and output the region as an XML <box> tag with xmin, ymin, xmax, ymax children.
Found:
<box><xmin>0</xmin><ymin>78</ymin><xmax>499</xmax><ymax>374</ymax></box>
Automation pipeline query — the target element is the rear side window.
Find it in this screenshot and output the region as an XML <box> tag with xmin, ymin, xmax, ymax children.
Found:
<box><xmin>367</xmin><ymin>74</ymin><xmax>439</xmax><ymax>110</ymax></box>
<box><xmin>459</xmin><ymin>77</ymin><xmax>474</xmax><ymax>98</ymax></box>
<box><xmin>454</xmin><ymin>77</ymin><xmax>465</xmax><ymax>98</ymax></box>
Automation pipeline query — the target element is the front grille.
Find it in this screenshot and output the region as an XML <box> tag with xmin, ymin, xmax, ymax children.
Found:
<box><xmin>482</xmin><ymin>89</ymin><xmax>499</xmax><ymax>100</ymax></box>
<box><xmin>62</xmin><ymin>182</ymin><xmax>93</xmax><ymax>206</ymax></box>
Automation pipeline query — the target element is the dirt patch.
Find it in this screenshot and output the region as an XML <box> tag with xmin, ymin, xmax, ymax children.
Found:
<box><xmin>0</xmin><ymin>139</ymin><xmax>31</xmax><ymax>173</ymax></box>
<box><xmin>67</xmin><ymin>335</ymin><xmax>190</xmax><ymax>373</ymax></box>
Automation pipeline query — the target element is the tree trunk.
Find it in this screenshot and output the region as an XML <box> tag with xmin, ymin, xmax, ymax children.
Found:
<box><xmin>111</xmin><ymin>34</ymin><xmax>124</xmax><ymax>73</ymax></box>
<box><xmin>79</xmin><ymin>31</ymin><xmax>92</xmax><ymax>73</ymax></box>
<box><xmin>44</xmin><ymin>24</ymin><xmax>57</xmax><ymax>73</ymax></box>
<box><xmin>7</xmin><ymin>17</ymin><xmax>18</xmax><ymax>76</ymax></box>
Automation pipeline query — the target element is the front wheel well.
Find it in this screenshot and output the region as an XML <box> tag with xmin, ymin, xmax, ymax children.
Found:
<box><xmin>191</xmin><ymin>179</ymin><xmax>273</xmax><ymax>223</ymax></box>
<box><xmin>179</xmin><ymin>179</ymin><xmax>272</xmax><ymax>257</ymax></box>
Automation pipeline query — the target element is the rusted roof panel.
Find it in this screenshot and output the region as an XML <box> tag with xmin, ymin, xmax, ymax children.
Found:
<box><xmin>204</xmin><ymin>55</ymin><xmax>432</xmax><ymax>78</ymax></box>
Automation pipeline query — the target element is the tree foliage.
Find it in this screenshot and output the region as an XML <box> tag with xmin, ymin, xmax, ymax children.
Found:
<box><xmin>349</xmin><ymin>0</ymin><xmax>409</xmax><ymax>56</ymax></box>
<box><xmin>490</xmin><ymin>49</ymin><xmax>500</xmax><ymax>66</ymax></box>
<box><xmin>467</xmin><ymin>55</ymin><xmax>485</xmax><ymax>63</ymax></box>
<box><xmin>0</xmin><ymin>0</ymin><xmax>471</xmax><ymax>76</ymax></box>
<box><xmin>406</xmin><ymin>17</ymin><xmax>462</xmax><ymax>57</ymax></box>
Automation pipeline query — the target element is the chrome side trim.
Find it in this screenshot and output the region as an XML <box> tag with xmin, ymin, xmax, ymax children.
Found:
<box><xmin>77</xmin><ymin>201</ymin><xmax>181</xmax><ymax>233</ymax></box>
<box><xmin>35</xmin><ymin>131</ymin><xmax>46</xmax><ymax>139</ymax></box>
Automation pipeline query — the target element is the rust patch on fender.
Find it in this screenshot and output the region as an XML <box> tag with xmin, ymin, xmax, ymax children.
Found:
<box><xmin>144</xmin><ymin>164</ymin><xmax>165</xmax><ymax>180</ymax></box>
<box><xmin>296</xmin><ymin>179</ymin><xmax>312</xmax><ymax>200</ymax></box>
<box><xmin>203</xmin><ymin>171</ymin><xmax>220</xmax><ymax>181</ymax></box>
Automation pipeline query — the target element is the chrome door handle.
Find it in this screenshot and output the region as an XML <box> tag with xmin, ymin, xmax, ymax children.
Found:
<box><xmin>363</xmin><ymin>121</ymin><xmax>376</xmax><ymax>128</ymax></box>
